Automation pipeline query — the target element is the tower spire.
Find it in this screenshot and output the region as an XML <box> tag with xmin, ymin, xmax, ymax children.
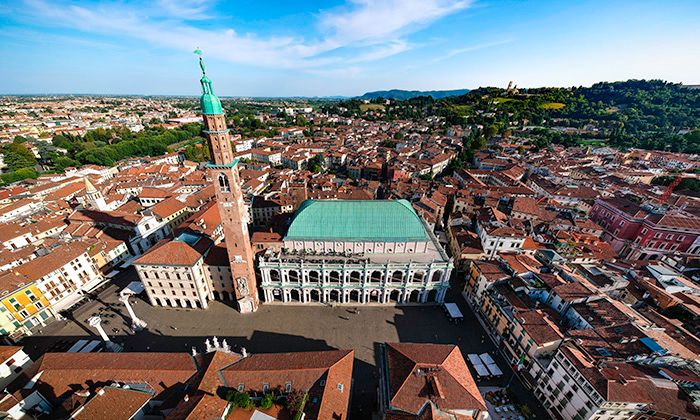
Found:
<box><xmin>194</xmin><ymin>49</ymin><xmax>222</xmax><ymax>115</ymax></box>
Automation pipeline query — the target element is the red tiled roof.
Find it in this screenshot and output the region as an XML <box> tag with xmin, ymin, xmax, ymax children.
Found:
<box><xmin>384</xmin><ymin>343</ymin><xmax>486</xmax><ymax>416</ymax></box>
<box><xmin>135</xmin><ymin>240</ymin><xmax>204</xmax><ymax>266</ymax></box>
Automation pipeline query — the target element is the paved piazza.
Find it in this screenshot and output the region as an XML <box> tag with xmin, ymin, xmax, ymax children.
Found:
<box><xmin>19</xmin><ymin>269</ymin><xmax>545</xmax><ymax>418</ymax></box>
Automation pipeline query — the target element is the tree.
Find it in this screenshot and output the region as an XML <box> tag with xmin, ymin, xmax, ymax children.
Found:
<box><xmin>227</xmin><ymin>391</ymin><xmax>254</xmax><ymax>410</ymax></box>
<box><xmin>3</xmin><ymin>143</ymin><xmax>37</xmax><ymax>171</ymax></box>
<box><xmin>258</xmin><ymin>393</ymin><xmax>274</xmax><ymax>410</ymax></box>
<box><xmin>295</xmin><ymin>114</ymin><xmax>308</xmax><ymax>126</ymax></box>
<box><xmin>484</xmin><ymin>124</ymin><xmax>498</xmax><ymax>139</ymax></box>
<box><xmin>1</xmin><ymin>168</ymin><xmax>38</xmax><ymax>184</ymax></box>
<box><xmin>308</xmin><ymin>153</ymin><xmax>326</xmax><ymax>173</ymax></box>
<box><xmin>13</xmin><ymin>135</ymin><xmax>30</xmax><ymax>144</ymax></box>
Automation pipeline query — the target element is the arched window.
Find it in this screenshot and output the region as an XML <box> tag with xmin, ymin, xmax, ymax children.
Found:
<box><xmin>218</xmin><ymin>173</ymin><xmax>230</xmax><ymax>192</ymax></box>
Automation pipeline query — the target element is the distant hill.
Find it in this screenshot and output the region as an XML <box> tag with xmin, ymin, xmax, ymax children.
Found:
<box><xmin>358</xmin><ymin>89</ymin><xmax>469</xmax><ymax>100</ymax></box>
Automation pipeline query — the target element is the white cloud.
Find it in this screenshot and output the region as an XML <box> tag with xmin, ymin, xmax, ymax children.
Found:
<box><xmin>319</xmin><ymin>0</ymin><xmax>469</xmax><ymax>44</ymax></box>
<box><xmin>156</xmin><ymin>0</ymin><xmax>214</xmax><ymax>20</ymax></box>
<box><xmin>17</xmin><ymin>0</ymin><xmax>470</xmax><ymax>70</ymax></box>
<box><xmin>432</xmin><ymin>39</ymin><xmax>512</xmax><ymax>62</ymax></box>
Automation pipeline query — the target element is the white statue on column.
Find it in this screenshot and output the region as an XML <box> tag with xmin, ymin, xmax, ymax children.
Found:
<box><xmin>192</xmin><ymin>347</ymin><xmax>198</xmax><ymax>356</ymax></box>
<box><xmin>119</xmin><ymin>295</ymin><xmax>147</xmax><ymax>331</ymax></box>
<box><xmin>205</xmin><ymin>338</ymin><xmax>212</xmax><ymax>353</ymax></box>
<box><xmin>213</xmin><ymin>336</ymin><xmax>219</xmax><ymax>348</ymax></box>
<box><xmin>88</xmin><ymin>316</ymin><xmax>122</xmax><ymax>352</ymax></box>
<box><xmin>222</xmin><ymin>339</ymin><xmax>230</xmax><ymax>353</ymax></box>
<box><xmin>241</xmin><ymin>347</ymin><xmax>248</xmax><ymax>357</ymax></box>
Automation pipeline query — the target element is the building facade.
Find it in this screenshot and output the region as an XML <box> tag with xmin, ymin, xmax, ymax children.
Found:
<box><xmin>258</xmin><ymin>200</ymin><xmax>452</xmax><ymax>304</ymax></box>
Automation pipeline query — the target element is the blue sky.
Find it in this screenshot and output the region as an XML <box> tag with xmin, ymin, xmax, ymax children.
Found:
<box><xmin>1</xmin><ymin>0</ymin><xmax>699</xmax><ymax>96</ymax></box>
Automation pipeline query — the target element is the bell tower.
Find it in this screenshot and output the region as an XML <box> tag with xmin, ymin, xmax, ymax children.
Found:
<box><xmin>196</xmin><ymin>53</ymin><xmax>258</xmax><ymax>313</ymax></box>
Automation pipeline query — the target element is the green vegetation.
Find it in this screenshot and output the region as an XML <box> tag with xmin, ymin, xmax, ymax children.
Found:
<box><xmin>330</xmin><ymin>80</ymin><xmax>700</xmax><ymax>153</ymax></box>
<box><xmin>540</xmin><ymin>102</ymin><xmax>565</xmax><ymax>109</ymax></box>
<box><xmin>359</xmin><ymin>103</ymin><xmax>385</xmax><ymax>111</ymax></box>
<box><xmin>307</xmin><ymin>153</ymin><xmax>326</xmax><ymax>173</ymax></box>
<box><xmin>51</xmin><ymin>123</ymin><xmax>203</xmax><ymax>167</ymax></box>
<box><xmin>259</xmin><ymin>393</ymin><xmax>274</xmax><ymax>410</ymax></box>
<box><xmin>651</xmin><ymin>176</ymin><xmax>700</xmax><ymax>194</ymax></box>
<box><xmin>2</xmin><ymin>143</ymin><xmax>37</xmax><ymax>171</ymax></box>
<box><xmin>1</xmin><ymin>123</ymin><xmax>203</xmax><ymax>185</ymax></box>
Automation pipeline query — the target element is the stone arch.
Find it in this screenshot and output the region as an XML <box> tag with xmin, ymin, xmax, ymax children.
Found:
<box><xmin>391</xmin><ymin>270</ymin><xmax>404</xmax><ymax>283</ymax></box>
<box><xmin>193</xmin><ymin>300</ymin><xmax>202</xmax><ymax>309</ymax></box>
<box><xmin>218</xmin><ymin>173</ymin><xmax>231</xmax><ymax>193</ymax></box>
<box><xmin>153</xmin><ymin>297</ymin><xmax>162</xmax><ymax>306</ymax></box>
<box><xmin>288</xmin><ymin>270</ymin><xmax>300</xmax><ymax>283</ymax></box>
<box><xmin>428</xmin><ymin>289</ymin><xmax>438</xmax><ymax>302</ymax></box>
<box><xmin>329</xmin><ymin>270</ymin><xmax>341</xmax><ymax>284</ymax></box>
<box><xmin>370</xmin><ymin>270</ymin><xmax>383</xmax><ymax>283</ymax></box>
<box><xmin>369</xmin><ymin>290</ymin><xmax>380</xmax><ymax>303</ymax></box>
<box><xmin>409</xmin><ymin>290</ymin><xmax>420</xmax><ymax>303</ymax></box>
<box><xmin>310</xmin><ymin>289</ymin><xmax>321</xmax><ymax>302</ymax></box>
<box><xmin>290</xmin><ymin>289</ymin><xmax>301</xmax><ymax>302</ymax></box>
<box><xmin>431</xmin><ymin>271</ymin><xmax>443</xmax><ymax>283</ymax></box>
<box><xmin>213</xmin><ymin>291</ymin><xmax>220</xmax><ymax>300</ymax></box>
<box><xmin>389</xmin><ymin>289</ymin><xmax>401</xmax><ymax>302</ymax></box>
<box><xmin>270</xmin><ymin>269</ymin><xmax>281</xmax><ymax>282</ymax></box>
<box><xmin>308</xmin><ymin>270</ymin><xmax>320</xmax><ymax>283</ymax></box>
<box><xmin>412</xmin><ymin>271</ymin><xmax>425</xmax><ymax>283</ymax></box>
<box><xmin>349</xmin><ymin>271</ymin><xmax>362</xmax><ymax>283</ymax></box>
<box><xmin>329</xmin><ymin>289</ymin><xmax>341</xmax><ymax>302</ymax></box>
<box><xmin>349</xmin><ymin>289</ymin><xmax>361</xmax><ymax>303</ymax></box>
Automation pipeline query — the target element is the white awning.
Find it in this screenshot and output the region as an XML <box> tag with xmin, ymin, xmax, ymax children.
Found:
<box><xmin>120</xmin><ymin>281</ymin><xmax>145</xmax><ymax>297</ymax></box>
<box><xmin>479</xmin><ymin>352</ymin><xmax>496</xmax><ymax>365</ymax></box>
<box><xmin>443</xmin><ymin>302</ymin><xmax>463</xmax><ymax>319</ymax></box>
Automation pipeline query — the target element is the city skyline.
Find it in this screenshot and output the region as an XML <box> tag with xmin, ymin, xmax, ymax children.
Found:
<box><xmin>1</xmin><ymin>0</ymin><xmax>700</xmax><ymax>96</ymax></box>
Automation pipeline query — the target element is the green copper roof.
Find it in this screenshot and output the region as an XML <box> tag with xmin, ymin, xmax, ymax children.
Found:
<box><xmin>285</xmin><ymin>199</ymin><xmax>429</xmax><ymax>242</ymax></box>
<box><xmin>200</xmin><ymin>75</ymin><xmax>223</xmax><ymax>115</ymax></box>
<box><xmin>197</xmin><ymin>55</ymin><xmax>223</xmax><ymax>115</ymax></box>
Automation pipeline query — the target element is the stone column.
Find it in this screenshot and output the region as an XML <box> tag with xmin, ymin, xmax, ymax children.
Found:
<box><xmin>119</xmin><ymin>295</ymin><xmax>147</xmax><ymax>331</ymax></box>
<box><xmin>88</xmin><ymin>316</ymin><xmax>122</xmax><ymax>352</ymax></box>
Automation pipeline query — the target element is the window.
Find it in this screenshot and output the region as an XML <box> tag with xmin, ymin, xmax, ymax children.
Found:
<box><xmin>218</xmin><ymin>173</ymin><xmax>231</xmax><ymax>193</ymax></box>
<box><xmin>237</xmin><ymin>383</ymin><xmax>245</xmax><ymax>392</ymax></box>
<box><xmin>285</xmin><ymin>382</ymin><xmax>292</xmax><ymax>393</ymax></box>
<box><xmin>262</xmin><ymin>383</ymin><xmax>269</xmax><ymax>393</ymax></box>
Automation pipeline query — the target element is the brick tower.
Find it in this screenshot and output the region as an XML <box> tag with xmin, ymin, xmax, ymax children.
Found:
<box><xmin>197</xmin><ymin>55</ymin><xmax>258</xmax><ymax>313</ymax></box>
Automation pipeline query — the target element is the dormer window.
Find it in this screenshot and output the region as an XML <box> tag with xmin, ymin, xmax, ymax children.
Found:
<box><xmin>285</xmin><ymin>382</ymin><xmax>292</xmax><ymax>393</ymax></box>
<box><xmin>262</xmin><ymin>383</ymin><xmax>269</xmax><ymax>393</ymax></box>
<box><xmin>237</xmin><ymin>383</ymin><xmax>245</xmax><ymax>392</ymax></box>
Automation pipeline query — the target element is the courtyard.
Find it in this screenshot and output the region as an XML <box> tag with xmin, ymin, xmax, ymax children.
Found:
<box><xmin>19</xmin><ymin>269</ymin><xmax>545</xmax><ymax>418</ymax></box>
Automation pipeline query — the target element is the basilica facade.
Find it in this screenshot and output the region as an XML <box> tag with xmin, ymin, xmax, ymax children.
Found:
<box><xmin>258</xmin><ymin>199</ymin><xmax>453</xmax><ymax>304</ymax></box>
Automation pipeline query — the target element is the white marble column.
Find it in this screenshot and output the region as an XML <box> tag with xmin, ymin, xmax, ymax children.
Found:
<box><xmin>119</xmin><ymin>295</ymin><xmax>147</xmax><ymax>331</ymax></box>
<box><xmin>88</xmin><ymin>316</ymin><xmax>122</xmax><ymax>352</ymax></box>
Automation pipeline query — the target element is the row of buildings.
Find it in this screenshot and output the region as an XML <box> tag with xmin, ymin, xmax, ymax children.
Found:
<box><xmin>0</xmin><ymin>342</ymin><xmax>488</xmax><ymax>420</ymax></box>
